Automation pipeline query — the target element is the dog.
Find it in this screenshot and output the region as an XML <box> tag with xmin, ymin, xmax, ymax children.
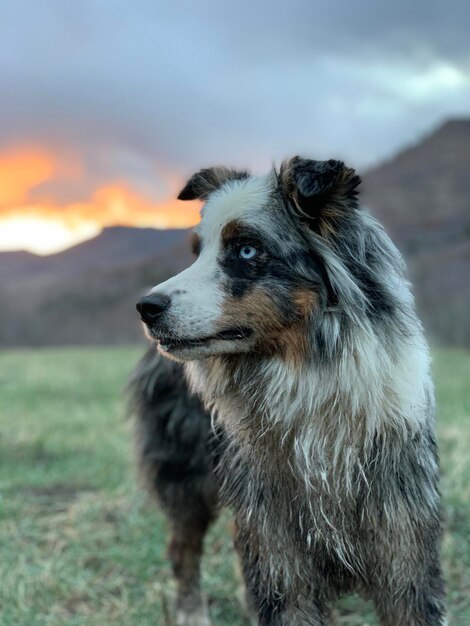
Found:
<box><xmin>135</xmin><ymin>157</ymin><xmax>446</xmax><ymax>625</ymax></box>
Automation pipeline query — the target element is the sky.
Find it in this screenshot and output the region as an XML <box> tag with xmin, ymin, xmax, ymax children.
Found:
<box><xmin>0</xmin><ymin>0</ymin><xmax>469</xmax><ymax>254</ymax></box>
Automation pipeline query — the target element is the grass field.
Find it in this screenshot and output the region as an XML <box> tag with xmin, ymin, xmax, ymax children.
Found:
<box><xmin>0</xmin><ymin>347</ymin><xmax>469</xmax><ymax>625</ymax></box>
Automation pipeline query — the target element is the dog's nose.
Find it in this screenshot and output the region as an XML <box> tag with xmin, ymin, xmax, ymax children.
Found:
<box><xmin>136</xmin><ymin>294</ymin><xmax>171</xmax><ymax>324</ymax></box>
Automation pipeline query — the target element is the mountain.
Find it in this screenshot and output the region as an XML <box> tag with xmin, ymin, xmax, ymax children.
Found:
<box><xmin>362</xmin><ymin>119</ymin><xmax>470</xmax><ymax>253</ymax></box>
<box><xmin>362</xmin><ymin>119</ymin><xmax>470</xmax><ymax>346</ymax></box>
<box><xmin>0</xmin><ymin>227</ymin><xmax>193</xmax><ymax>347</ymax></box>
<box><xmin>0</xmin><ymin>250</ymin><xmax>45</xmax><ymax>283</ymax></box>
<box><xmin>41</xmin><ymin>226</ymin><xmax>189</xmax><ymax>274</ymax></box>
<box><xmin>0</xmin><ymin>119</ymin><xmax>468</xmax><ymax>347</ymax></box>
<box><xmin>0</xmin><ymin>226</ymin><xmax>190</xmax><ymax>285</ymax></box>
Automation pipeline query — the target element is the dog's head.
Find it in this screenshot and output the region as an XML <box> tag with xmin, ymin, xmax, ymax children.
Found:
<box><xmin>137</xmin><ymin>158</ymin><xmax>362</xmax><ymax>362</ymax></box>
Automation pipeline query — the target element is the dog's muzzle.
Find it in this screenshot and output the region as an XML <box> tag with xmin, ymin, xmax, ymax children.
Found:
<box><xmin>136</xmin><ymin>293</ymin><xmax>171</xmax><ymax>326</ymax></box>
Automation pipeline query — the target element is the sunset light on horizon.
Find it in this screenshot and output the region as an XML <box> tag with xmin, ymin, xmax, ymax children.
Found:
<box><xmin>0</xmin><ymin>148</ymin><xmax>201</xmax><ymax>254</ymax></box>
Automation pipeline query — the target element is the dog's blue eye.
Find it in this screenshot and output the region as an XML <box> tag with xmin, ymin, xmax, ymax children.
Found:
<box><xmin>239</xmin><ymin>245</ymin><xmax>257</xmax><ymax>260</ymax></box>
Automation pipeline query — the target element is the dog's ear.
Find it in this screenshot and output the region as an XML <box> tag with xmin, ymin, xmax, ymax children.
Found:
<box><xmin>178</xmin><ymin>167</ymin><xmax>249</xmax><ymax>201</ymax></box>
<box><xmin>279</xmin><ymin>157</ymin><xmax>361</xmax><ymax>235</ymax></box>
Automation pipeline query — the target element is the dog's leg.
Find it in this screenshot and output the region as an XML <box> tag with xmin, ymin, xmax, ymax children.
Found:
<box><xmin>129</xmin><ymin>350</ymin><xmax>220</xmax><ymax>624</ymax></box>
<box><xmin>254</xmin><ymin>597</ymin><xmax>331</xmax><ymax>626</ymax></box>
<box><xmin>234</xmin><ymin>521</ymin><xmax>330</xmax><ymax>626</ymax></box>
<box><xmin>163</xmin><ymin>473</ymin><xmax>218</xmax><ymax>626</ymax></box>
<box><xmin>282</xmin><ymin>602</ymin><xmax>333</xmax><ymax>626</ymax></box>
<box><xmin>168</xmin><ymin>517</ymin><xmax>213</xmax><ymax>626</ymax></box>
<box><xmin>372</xmin><ymin>558</ymin><xmax>447</xmax><ymax>626</ymax></box>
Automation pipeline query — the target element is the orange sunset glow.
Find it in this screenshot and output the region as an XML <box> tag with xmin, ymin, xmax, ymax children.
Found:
<box><xmin>0</xmin><ymin>148</ymin><xmax>201</xmax><ymax>255</ymax></box>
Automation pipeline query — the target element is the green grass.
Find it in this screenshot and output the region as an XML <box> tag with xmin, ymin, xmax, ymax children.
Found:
<box><xmin>0</xmin><ymin>347</ymin><xmax>468</xmax><ymax>625</ymax></box>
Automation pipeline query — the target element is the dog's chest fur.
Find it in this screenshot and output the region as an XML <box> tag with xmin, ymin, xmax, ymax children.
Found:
<box><xmin>186</xmin><ymin>343</ymin><xmax>439</xmax><ymax>594</ymax></box>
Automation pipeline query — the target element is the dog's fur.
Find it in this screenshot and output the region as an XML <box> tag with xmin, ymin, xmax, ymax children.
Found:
<box><xmin>134</xmin><ymin>157</ymin><xmax>446</xmax><ymax>625</ymax></box>
<box><xmin>129</xmin><ymin>349</ymin><xmax>219</xmax><ymax>626</ymax></box>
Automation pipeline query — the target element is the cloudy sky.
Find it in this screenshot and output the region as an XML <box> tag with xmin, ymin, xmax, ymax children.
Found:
<box><xmin>0</xmin><ymin>0</ymin><xmax>469</xmax><ymax>252</ymax></box>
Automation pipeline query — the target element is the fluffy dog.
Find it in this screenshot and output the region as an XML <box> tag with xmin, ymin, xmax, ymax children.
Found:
<box><xmin>135</xmin><ymin>157</ymin><xmax>446</xmax><ymax>625</ymax></box>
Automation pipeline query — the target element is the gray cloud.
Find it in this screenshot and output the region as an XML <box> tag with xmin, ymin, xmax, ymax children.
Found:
<box><xmin>0</xmin><ymin>0</ymin><xmax>469</xmax><ymax>202</ymax></box>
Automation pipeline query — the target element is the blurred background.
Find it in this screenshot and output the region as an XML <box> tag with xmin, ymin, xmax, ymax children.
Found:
<box><xmin>0</xmin><ymin>0</ymin><xmax>469</xmax><ymax>347</ymax></box>
<box><xmin>0</xmin><ymin>2</ymin><xmax>469</xmax><ymax>625</ymax></box>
